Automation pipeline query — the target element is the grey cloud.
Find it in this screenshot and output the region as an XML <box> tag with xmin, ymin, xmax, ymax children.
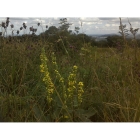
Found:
<box><xmin>110</xmin><ymin>18</ymin><xmax>140</xmax><ymax>24</ymax></box>
<box><xmin>99</xmin><ymin>17</ymin><xmax>118</xmax><ymax>20</ymax></box>
<box><xmin>10</xmin><ymin>17</ymin><xmax>30</xmax><ymax>20</ymax></box>
<box><xmin>121</xmin><ymin>17</ymin><xmax>140</xmax><ymax>22</ymax></box>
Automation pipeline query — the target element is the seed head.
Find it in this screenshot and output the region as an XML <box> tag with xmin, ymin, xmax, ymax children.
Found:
<box><xmin>23</xmin><ymin>23</ymin><xmax>26</xmax><ymax>26</ymax></box>
<box><xmin>30</xmin><ymin>26</ymin><xmax>33</xmax><ymax>31</ymax></box>
<box><xmin>6</xmin><ymin>19</ymin><xmax>10</xmax><ymax>27</ymax></box>
<box><xmin>23</xmin><ymin>25</ymin><xmax>27</xmax><ymax>29</ymax></box>
<box><xmin>17</xmin><ymin>30</ymin><xmax>19</xmax><ymax>34</ymax></box>
<box><xmin>2</xmin><ymin>22</ymin><xmax>6</xmax><ymax>28</ymax></box>
<box><xmin>23</xmin><ymin>23</ymin><xmax>27</xmax><ymax>29</ymax></box>
<box><xmin>46</xmin><ymin>25</ymin><xmax>48</xmax><ymax>28</ymax></box>
<box><xmin>33</xmin><ymin>28</ymin><xmax>37</xmax><ymax>32</ymax></box>
<box><xmin>20</xmin><ymin>27</ymin><xmax>23</xmax><ymax>30</ymax></box>
<box><xmin>10</xmin><ymin>24</ymin><xmax>14</xmax><ymax>28</ymax></box>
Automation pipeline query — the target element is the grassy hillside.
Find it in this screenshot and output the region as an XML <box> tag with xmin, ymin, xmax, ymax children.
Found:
<box><xmin>1</xmin><ymin>37</ymin><xmax>140</xmax><ymax>122</ymax></box>
<box><xmin>1</xmin><ymin>18</ymin><xmax>140</xmax><ymax>122</ymax></box>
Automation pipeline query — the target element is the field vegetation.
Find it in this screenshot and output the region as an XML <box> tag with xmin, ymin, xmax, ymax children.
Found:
<box><xmin>0</xmin><ymin>17</ymin><xmax>140</xmax><ymax>122</ymax></box>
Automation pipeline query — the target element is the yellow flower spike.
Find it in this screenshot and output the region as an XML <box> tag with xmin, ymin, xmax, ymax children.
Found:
<box><xmin>40</xmin><ymin>48</ymin><xmax>54</xmax><ymax>104</ymax></box>
<box><xmin>78</xmin><ymin>82</ymin><xmax>83</xmax><ymax>86</ymax></box>
<box><xmin>51</xmin><ymin>52</ymin><xmax>67</xmax><ymax>105</ymax></box>
<box><xmin>67</xmin><ymin>65</ymin><xmax>78</xmax><ymax>104</ymax></box>
<box><xmin>77</xmin><ymin>81</ymin><xmax>84</xmax><ymax>104</ymax></box>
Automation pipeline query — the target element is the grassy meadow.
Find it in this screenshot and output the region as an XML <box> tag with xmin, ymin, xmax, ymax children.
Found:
<box><xmin>1</xmin><ymin>17</ymin><xmax>140</xmax><ymax>122</ymax></box>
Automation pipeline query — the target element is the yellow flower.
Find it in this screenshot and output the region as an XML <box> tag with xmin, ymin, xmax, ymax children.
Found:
<box><xmin>73</xmin><ymin>65</ymin><xmax>78</xmax><ymax>70</ymax></box>
<box><xmin>40</xmin><ymin>64</ymin><xmax>45</xmax><ymax>73</ymax></box>
<box><xmin>47</xmin><ymin>89</ymin><xmax>54</xmax><ymax>94</ymax></box>
<box><xmin>40</xmin><ymin>69</ymin><xmax>44</xmax><ymax>73</ymax></box>
<box><xmin>67</xmin><ymin>65</ymin><xmax>78</xmax><ymax>101</ymax></box>
<box><xmin>40</xmin><ymin>48</ymin><xmax>54</xmax><ymax>104</ymax></box>
<box><xmin>78</xmin><ymin>82</ymin><xmax>83</xmax><ymax>86</ymax></box>
<box><xmin>51</xmin><ymin>52</ymin><xmax>67</xmax><ymax>105</ymax></box>
<box><xmin>77</xmin><ymin>81</ymin><xmax>84</xmax><ymax>103</ymax></box>
<box><xmin>64</xmin><ymin>115</ymin><xmax>69</xmax><ymax>119</ymax></box>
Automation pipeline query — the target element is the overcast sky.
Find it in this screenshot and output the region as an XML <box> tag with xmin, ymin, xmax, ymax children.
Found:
<box><xmin>1</xmin><ymin>17</ymin><xmax>140</xmax><ymax>35</ymax></box>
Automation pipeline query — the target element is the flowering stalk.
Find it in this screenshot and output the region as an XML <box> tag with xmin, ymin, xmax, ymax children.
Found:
<box><xmin>40</xmin><ymin>48</ymin><xmax>54</xmax><ymax>104</ymax></box>
<box><xmin>67</xmin><ymin>65</ymin><xmax>84</xmax><ymax>106</ymax></box>
<box><xmin>67</xmin><ymin>65</ymin><xmax>78</xmax><ymax>100</ymax></box>
<box><xmin>51</xmin><ymin>52</ymin><xmax>67</xmax><ymax>105</ymax></box>
<box><xmin>77</xmin><ymin>82</ymin><xmax>84</xmax><ymax>104</ymax></box>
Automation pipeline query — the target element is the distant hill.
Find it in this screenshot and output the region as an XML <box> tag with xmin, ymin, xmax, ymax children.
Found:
<box><xmin>88</xmin><ymin>33</ymin><xmax>120</xmax><ymax>37</ymax></box>
<box><xmin>87</xmin><ymin>33</ymin><xmax>120</xmax><ymax>41</ymax></box>
<box><xmin>88</xmin><ymin>33</ymin><xmax>140</xmax><ymax>40</ymax></box>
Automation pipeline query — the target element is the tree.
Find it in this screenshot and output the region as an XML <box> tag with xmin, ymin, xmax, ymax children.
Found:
<box><xmin>106</xmin><ymin>35</ymin><xmax>122</xmax><ymax>47</ymax></box>
<box><xmin>58</xmin><ymin>18</ymin><xmax>72</xmax><ymax>32</ymax></box>
<box><xmin>45</xmin><ymin>26</ymin><xmax>58</xmax><ymax>36</ymax></box>
<box><xmin>75</xmin><ymin>27</ymin><xmax>80</xmax><ymax>34</ymax></box>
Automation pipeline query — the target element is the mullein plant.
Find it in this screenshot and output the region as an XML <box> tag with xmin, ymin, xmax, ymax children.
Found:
<box><xmin>51</xmin><ymin>52</ymin><xmax>84</xmax><ymax>107</ymax></box>
<box><xmin>67</xmin><ymin>65</ymin><xmax>78</xmax><ymax>106</ymax></box>
<box><xmin>40</xmin><ymin>48</ymin><xmax>84</xmax><ymax>121</ymax></box>
<box><xmin>77</xmin><ymin>82</ymin><xmax>84</xmax><ymax>104</ymax></box>
<box><xmin>40</xmin><ymin>48</ymin><xmax>54</xmax><ymax>104</ymax></box>
<box><xmin>67</xmin><ymin>65</ymin><xmax>84</xmax><ymax>121</ymax></box>
<box><xmin>51</xmin><ymin>52</ymin><xmax>67</xmax><ymax>106</ymax></box>
<box><xmin>67</xmin><ymin>66</ymin><xmax>84</xmax><ymax>105</ymax></box>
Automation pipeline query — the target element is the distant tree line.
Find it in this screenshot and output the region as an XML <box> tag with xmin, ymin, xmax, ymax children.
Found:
<box><xmin>1</xmin><ymin>18</ymin><xmax>140</xmax><ymax>51</ymax></box>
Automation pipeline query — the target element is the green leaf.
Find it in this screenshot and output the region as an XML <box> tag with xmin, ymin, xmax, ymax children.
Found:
<box><xmin>45</xmin><ymin>114</ymin><xmax>52</xmax><ymax>122</ymax></box>
<box><xmin>32</xmin><ymin>104</ymin><xmax>47</xmax><ymax>122</ymax></box>
<box><xmin>53</xmin><ymin>96</ymin><xmax>62</xmax><ymax>108</ymax></box>
<box><xmin>79</xmin><ymin>116</ymin><xmax>92</xmax><ymax>122</ymax></box>
<box><xmin>84</xmin><ymin>107</ymin><xmax>97</xmax><ymax>118</ymax></box>
<box><xmin>53</xmin><ymin>107</ymin><xmax>62</xmax><ymax>120</ymax></box>
<box><xmin>73</xmin><ymin>96</ymin><xmax>78</xmax><ymax>107</ymax></box>
<box><xmin>75</xmin><ymin>107</ymin><xmax>97</xmax><ymax>122</ymax></box>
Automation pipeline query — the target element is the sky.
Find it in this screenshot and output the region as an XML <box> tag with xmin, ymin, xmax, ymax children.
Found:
<box><xmin>1</xmin><ymin>17</ymin><xmax>140</xmax><ymax>36</ymax></box>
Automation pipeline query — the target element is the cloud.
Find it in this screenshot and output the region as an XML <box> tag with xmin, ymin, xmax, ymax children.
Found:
<box><xmin>1</xmin><ymin>17</ymin><xmax>140</xmax><ymax>35</ymax></box>
<box><xmin>10</xmin><ymin>17</ymin><xmax>30</xmax><ymax>20</ymax></box>
<box><xmin>99</xmin><ymin>17</ymin><xmax>118</xmax><ymax>21</ymax></box>
<box><xmin>105</xmin><ymin>24</ymin><xmax>110</xmax><ymax>27</ymax></box>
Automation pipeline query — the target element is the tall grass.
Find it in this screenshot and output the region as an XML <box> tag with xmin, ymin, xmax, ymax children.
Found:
<box><xmin>0</xmin><ymin>17</ymin><xmax>140</xmax><ymax>122</ymax></box>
